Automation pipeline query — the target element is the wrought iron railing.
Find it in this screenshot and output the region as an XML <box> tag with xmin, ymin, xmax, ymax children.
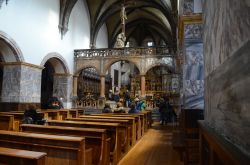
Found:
<box><xmin>74</xmin><ymin>47</ymin><xmax>175</xmax><ymax>58</ymax></box>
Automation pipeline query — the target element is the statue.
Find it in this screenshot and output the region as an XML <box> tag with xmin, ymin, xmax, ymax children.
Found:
<box><xmin>115</xmin><ymin>32</ymin><xmax>126</xmax><ymax>48</ymax></box>
<box><xmin>120</xmin><ymin>4</ymin><xmax>127</xmax><ymax>26</ymax></box>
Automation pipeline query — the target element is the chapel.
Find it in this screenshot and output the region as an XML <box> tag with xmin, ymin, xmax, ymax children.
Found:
<box><xmin>0</xmin><ymin>0</ymin><xmax>249</xmax><ymax>164</ymax></box>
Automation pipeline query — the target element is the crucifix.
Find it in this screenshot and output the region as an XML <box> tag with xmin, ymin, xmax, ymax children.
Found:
<box><xmin>115</xmin><ymin>0</ymin><xmax>135</xmax><ymax>48</ymax></box>
<box><xmin>120</xmin><ymin>3</ymin><xmax>127</xmax><ymax>34</ymax></box>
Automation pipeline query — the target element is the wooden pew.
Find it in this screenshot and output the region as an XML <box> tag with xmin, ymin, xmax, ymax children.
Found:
<box><xmin>90</xmin><ymin>113</ymin><xmax>142</xmax><ymax>140</ymax></box>
<box><xmin>39</xmin><ymin>109</ymin><xmax>69</xmax><ymax>120</ymax></box>
<box><xmin>0</xmin><ymin>114</ymin><xmax>14</xmax><ymax>130</ymax></box>
<box><xmin>66</xmin><ymin>117</ymin><xmax>131</xmax><ymax>152</ymax></box>
<box><xmin>0</xmin><ymin>147</ymin><xmax>47</xmax><ymax>165</ymax></box>
<box><xmin>79</xmin><ymin>115</ymin><xmax>137</xmax><ymax>145</ymax></box>
<box><xmin>46</xmin><ymin>120</ymin><xmax>122</xmax><ymax>165</ymax></box>
<box><xmin>0</xmin><ymin>130</ymin><xmax>87</xmax><ymax>165</ymax></box>
<box><xmin>0</xmin><ymin>112</ymin><xmax>25</xmax><ymax>131</ymax></box>
<box><xmin>172</xmin><ymin>109</ymin><xmax>204</xmax><ymax>165</ymax></box>
<box><xmin>21</xmin><ymin>124</ymin><xmax>110</xmax><ymax>165</ymax></box>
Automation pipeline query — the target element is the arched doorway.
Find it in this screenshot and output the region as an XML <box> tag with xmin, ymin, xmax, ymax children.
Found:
<box><xmin>40</xmin><ymin>55</ymin><xmax>70</xmax><ymax>109</ymax></box>
<box><xmin>41</xmin><ymin>61</ymin><xmax>55</xmax><ymax>108</ymax></box>
<box><xmin>107</xmin><ymin>60</ymin><xmax>140</xmax><ymax>105</ymax></box>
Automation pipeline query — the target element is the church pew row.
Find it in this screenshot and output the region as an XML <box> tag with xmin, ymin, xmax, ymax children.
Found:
<box><xmin>89</xmin><ymin>113</ymin><xmax>143</xmax><ymax>139</ymax></box>
<box><xmin>0</xmin><ymin>147</ymin><xmax>47</xmax><ymax>165</ymax></box>
<box><xmin>66</xmin><ymin>117</ymin><xmax>131</xmax><ymax>152</ymax></box>
<box><xmin>0</xmin><ymin>114</ymin><xmax>14</xmax><ymax>131</ymax></box>
<box><xmin>21</xmin><ymin>124</ymin><xmax>110</xmax><ymax>165</ymax></box>
<box><xmin>0</xmin><ymin>130</ymin><xmax>87</xmax><ymax>165</ymax></box>
<box><xmin>79</xmin><ymin>115</ymin><xmax>137</xmax><ymax>145</ymax></box>
<box><xmin>0</xmin><ymin>112</ymin><xmax>37</xmax><ymax>131</ymax></box>
<box><xmin>0</xmin><ymin>109</ymin><xmax>78</xmax><ymax>131</ymax></box>
<box><xmin>46</xmin><ymin>120</ymin><xmax>122</xmax><ymax>165</ymax></box>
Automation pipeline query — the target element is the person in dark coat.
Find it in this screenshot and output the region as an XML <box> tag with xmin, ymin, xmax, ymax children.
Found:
<box><xmin>102</xmin><ymin>103</ymin><xmax>112</xmax><ymax>113</ymax></box>
<box><xmin>22</xmin><ymin>105</ymin><xmax>45</xmax><ymax>125</ymax></box>
<box><xmin>158</xmin><ymin>98</ymin><xmax>168</xmax><ymax>125</ymax></box>
<box><xmin>128</xmin><ymin>102</ymin><xmax>140</xmax><ymax>113</ymax></box>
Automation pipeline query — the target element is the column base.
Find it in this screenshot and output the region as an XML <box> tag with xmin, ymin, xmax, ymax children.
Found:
<box><xmin>0</xmin><ymin>102</ymin><xmax>41</xmax><ymax>111</ymax></box>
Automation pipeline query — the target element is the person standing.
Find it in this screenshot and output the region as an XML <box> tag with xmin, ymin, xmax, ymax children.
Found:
<box><xmin>158</xmin><ymin>98</ymin><xmax>168</xmax><ymax>125</ymax></box>
<box><xmin>124</xmin><ymin>90</ymin><xmax>130</xmax><ymax>107</ymax></box>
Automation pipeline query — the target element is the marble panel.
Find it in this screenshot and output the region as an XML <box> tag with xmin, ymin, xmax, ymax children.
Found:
<box><xmin>1</xmin><ymin>64</ymin><xmax>42</xmax><ymax>103</ymax></box>
<box><xmin>19</xmin><ymin>65</ymin><xmax>42</xmax><ymax>102</ymax></box>
<box><xmin>205</xmin><ymin>41</ymin><xmax>250</xmax><ymax>156</ymax></box>
<box><xmin>203</xmin><ymin>0</ymin><xmax>250</xmax><ymax>76</ymax></box>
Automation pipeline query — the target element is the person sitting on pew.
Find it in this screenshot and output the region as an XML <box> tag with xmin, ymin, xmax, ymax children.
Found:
<box><xmin>113</xmin><ymin>102</ymin><xmax>125</xmax><ymax>113</ymax></box>
<box><xmin>102</xmin><ymin>103</ymin><xmax>112</xmax><ymax>113</ymax></box>
<box><xmin>128</xmin><ymin>102</ymin><xmax>140</xmax><ymax>113</ymax></box>
<box><xmin>22</xmin><ymin>105</ymin><xmax>46</xmax><ymax>125</ymax></box>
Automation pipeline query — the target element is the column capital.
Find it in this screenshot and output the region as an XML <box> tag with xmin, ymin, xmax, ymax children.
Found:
<box><xmin>0</xmin><ymin>62</ymin><xmax>44</xmax><ymax>70</ymax></box>
<box><xmin>99</xmin><ymin>74</ymin><xmax>106</xmax><ymax>77</ymax></box>
<box><xmin>53</xmin><ymin>73</ymin><xmax>72</xmax><ymax>77</ymax></box>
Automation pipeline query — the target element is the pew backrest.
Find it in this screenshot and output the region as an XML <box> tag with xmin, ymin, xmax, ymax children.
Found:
<box><xmin>0</xmin><ymin>146</ymin><xmax>47</xmax><ymax>165</ymax></box>
<box><xmin>0</xmin><ymin>130</ymin><xmax>86</xmax><ymax>165</ymax></box>
<box><xmin>0</xmin><ymin>114</ymin><xmax>14</xmax><ymax>130</ymax></box>
<box><xmin>21</xmin><ymin>124</ymin><xmax>110</xmax><ymax>165</ymax></box>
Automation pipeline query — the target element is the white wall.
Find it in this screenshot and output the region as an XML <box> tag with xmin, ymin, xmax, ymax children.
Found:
<box><xmin>0</xmin><ymin>0</ymin><xmax>92</xmax><ymax>73</ymax></box>
<box><xmin>96</xmin><ymin>23</ymin><xmax>108</xmax><ymax>48</ymax></box>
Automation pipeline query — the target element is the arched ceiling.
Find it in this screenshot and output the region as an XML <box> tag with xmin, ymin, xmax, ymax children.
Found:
<box><xmin>60</xmin><ymin>0</ymin><xmax>177</xmax><ymax>48</ymax></box>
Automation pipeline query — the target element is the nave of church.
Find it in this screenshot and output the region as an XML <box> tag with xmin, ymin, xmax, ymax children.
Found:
<box><xmin>0</xmin><ymin>0</ymin><xmax>250</xmax><ymax>164</ymax></box>
<box><xmin>118</xmin><ymin>123</ymin><xmax>183</xmax><ymax>165</ymax></box>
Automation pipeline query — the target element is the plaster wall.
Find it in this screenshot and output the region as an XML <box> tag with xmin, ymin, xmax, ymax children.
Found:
<box><xmin>0</xmin><ymin>0</ymin><xmax>107</xmax><ymax>73</ymax></box>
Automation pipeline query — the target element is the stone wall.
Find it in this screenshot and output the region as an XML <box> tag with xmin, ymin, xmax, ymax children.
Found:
<box><xmin>204</xmin><ymin>0</ymin><xmax>250</xmax><ymax>155</ymax></box>
<box><xmin>203</xmin><ymin>0</ymin><xmax>250</xmax><ymax>76</ymax></box>
<box><xmin>1</xmin><ymin>63</ymin><xmax>42</xmax><ymax>103</ymax></box>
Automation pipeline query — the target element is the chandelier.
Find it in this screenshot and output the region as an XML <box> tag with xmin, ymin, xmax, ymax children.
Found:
<box><xmin>0</xmin><ymin>0</ymin><xmax>9</xmax><ymax>9</ymax></box>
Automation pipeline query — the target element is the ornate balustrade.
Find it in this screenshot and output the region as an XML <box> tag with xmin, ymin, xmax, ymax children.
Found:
<box><xmin>74</xmin><ymin>47</ymin><xmax>175</xmax><ymax>58</ymax></box>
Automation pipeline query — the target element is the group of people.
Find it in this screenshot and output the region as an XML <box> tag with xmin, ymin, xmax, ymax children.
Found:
<box><xmin>22</xmin><ymin>97</ymin><xmax>64</xmax><ymax>125</ymax></box>
<box><xmin>102</xmin><ymin>96</ymin><xmax>146</xmax><ymax>114</ymax></box>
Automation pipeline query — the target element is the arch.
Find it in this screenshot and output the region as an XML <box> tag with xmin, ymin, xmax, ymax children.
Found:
<box><xmin>75</xmin><ymin>65</ymin><xmax>101</xmax><ymax>76</ymax></box>
<box><xmin>104</xmin><ymin>58</ymin><xmax>141</xmax><ymax>74</ymax></box>
<box><xmin>144</xmin><ymin>63</ymin><xmax>174</xmax><ymax>75</ymax></box>
<box><xmin>41</xmin><ymin>52</ymin><xmax>70</xmax><ymax>74</ymax></box>
<box><xmin>0</xmin><ymin>31</ymin><xmax>24</xmax><ymax>62</ymax></box>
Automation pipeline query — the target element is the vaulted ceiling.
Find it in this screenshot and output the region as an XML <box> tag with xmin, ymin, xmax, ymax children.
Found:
<box><xmin>60</xmin><ymin>0</ymin><xmax>177</xmax><ymax>48</ymax></box>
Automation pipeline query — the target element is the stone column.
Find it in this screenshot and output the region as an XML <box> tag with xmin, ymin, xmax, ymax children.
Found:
<box><xmin>140</xmin><ymin>75</ymin><xmax>146</xmax><ymax>98</ymax></box>
<box><xmin>72</xmin><ymin>75</ymin><xmax>78</xmax><ymax>97</ymax></box>
<box><xmin>0</xmin><ymin>62</ymin><xmax>43</xmax><ymax>111</ymax></box>
<box><xmin>100</xmin><ymin>75</ymin><xmax>105</xmax><ymax>98</ymax></box>
<box><xmin>53</xmin><ymin>73</ymin><xmax>72</xmax><ymax>108</ymax></box>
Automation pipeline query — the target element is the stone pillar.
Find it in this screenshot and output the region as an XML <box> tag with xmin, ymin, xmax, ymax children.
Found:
<box><xmin>53</xmin><ymin>73</ymin><xmax>72</xmax><ymax>108</ymax></box>
<box><xmin>72</xmin><ymin>75</ymin><xmax>78</xmax><ymax>97</ymax></box>
<box><xmin>100</xmin><ymin>75</ymin><xmax>105</xmax><ymax>98</ymax></box>
<box><xmin>0</xmin><ymin>62</ymin><xmax>43</xmax><ymax>111</ymax></box>
<box><xmin>140</xmin><ymin>75</ymin><xmax>146</xmax><ymax>98</ymax></box>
